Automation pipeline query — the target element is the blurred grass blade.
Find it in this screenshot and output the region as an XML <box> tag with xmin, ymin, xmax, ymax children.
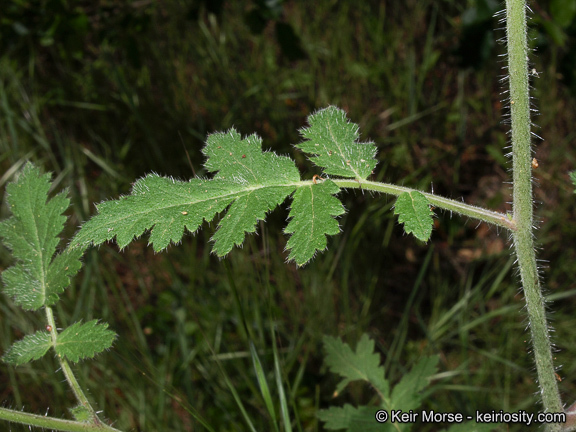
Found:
<box><xmin>249</xmin><ymin>340</ymin><xmax>279</xmax><ymax>432</ymax></box>
<box><xmin>81</xmin><ymin>147</ymin><xmax>122</xmax><ymax>180</ymax></box>
<box><xmin>218</xmin><ymin>361</ymin><xmax>258</xmax><ymax>432</ymax></box>
<box><xmin>0</xmin><ymin>155</ymin><xmax>32</xmax><ymax>189</ymax></box>
<box><xmin>272</xmin><ymin>333</ymin><xmax>293</xmax><ymax>432</ymax></box>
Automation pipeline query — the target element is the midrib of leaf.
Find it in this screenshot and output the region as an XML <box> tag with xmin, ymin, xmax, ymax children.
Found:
<box><xmin>71</xmin><ymin>176</ymin><xmax>517</xmax><ymax>256</ymax></box>
<box><xmin>24</xmin><ymin>183</ymin><xmax>49</xmax><ymax>307</ymax></box>
<box><xmin>70</xmin><ymin>180</ymin><xmax>302</xmax><ymax>248</ymax></box>
<box><xmin>309</xmin><ymin>186</ymin><xmax>318</xmax><ymax>237</ymax></box>
<box><xmin>326</xmin><ymin>122</ymin><xmax>363</xmax><ymax>180</ymax></box>
<box><xmin>127</xmin><ymin>184</ymin><xmax>296</xmax><ymax>222</ymax></box>
<box><xmin>69</xmin><ymin>106</ymin><xmax>519</xmax><ymax>266</ymax></box>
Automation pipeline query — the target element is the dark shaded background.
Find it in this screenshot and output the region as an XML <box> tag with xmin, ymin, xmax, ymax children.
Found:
<box><xmin>1</xmin><ymin>1</ymin><xmax>576</xmax><ymax>430</ymax></box>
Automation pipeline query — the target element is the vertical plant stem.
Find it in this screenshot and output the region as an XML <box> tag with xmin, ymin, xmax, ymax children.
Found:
<box><xmin>506</xmin><ymin>0</ymin><xmax>563</xmax><ymax>420</ymax></box>
<box><xmin>45</xmin><ymin>306</ymin><xmax>99</xmax><ymax>423</ymax></box>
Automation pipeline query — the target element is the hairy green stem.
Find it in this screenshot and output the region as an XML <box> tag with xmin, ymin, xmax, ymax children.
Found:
<box><xmin>45</xmin><ymin>306</ymin><xmax>103</xmax><ymax>427</ymax></box>
<box><xmin>506</xmin><ymin>0</ymin><xmax>562</xmax><ymax>424</ymax></box>
<box><xmin>327</xmin><ymin>179</ymin><xmax>517</xmax><ymax>231</ymax></box>
<box><xmin>0</xmin><ymin>407</ymin><xmax>121</xmax><ymax>432</ymax></box>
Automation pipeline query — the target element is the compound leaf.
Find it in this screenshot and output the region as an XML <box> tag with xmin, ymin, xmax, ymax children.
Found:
<box><xmin>2</xmin><ymin>331</ymin><xmax>52</xmax><ymax>365</ymax></box>
<box><xmin>297</xmin><ymin>106</ymin><xmax>377</xmax><ymax>180</ymax></box>
<box><xmin>319</xmin><ymin>334</ymin><xmax>439</xmax><ymax>432</ymax></box>
<box><xmin>55</xmin><ymin>320</ymin><xmax>116</xmax><ymax>362</ymax></box>
<box><xmin>322</xmin><ymin>334</ymin><xmax>389</xmax><ymax>399</ymax></box>
<box><xmin>285</xmin><ymin>179</ymin><xmax>345</xmax><ymax>266</ymax></box>
<box><xmin>0</xmin><ymin>163</ymin><xmax>83</xmax><ymax>310</ymax></box>
<box><xmin>70</xmin><ymin>129</ymin><xmax>300</xmax><ymax>255</ymax></box>
<box><xmin>69</xmin><ymin>109</ymin><xmax>381</xmax><ymax>266</ymax></box>
<box><xmin>394</xmin><ymin>191</ymin><xmax>434</xmax><ymax>242</ymax></box>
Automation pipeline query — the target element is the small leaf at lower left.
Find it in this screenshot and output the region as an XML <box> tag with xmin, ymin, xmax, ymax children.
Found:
<box><xmin>394</xmin><ymin>191</ymin><xmax>434</xmax><ymax>242</ymax></box>
<box><xmin>56</xmin><ymin>320</ymin><xmax>116</xmax><ymax>362</ymax></box>
<box><xmin>2</xmin><ymin>331</ymin><xmax>52</xmax><ymax>365</ymax></box>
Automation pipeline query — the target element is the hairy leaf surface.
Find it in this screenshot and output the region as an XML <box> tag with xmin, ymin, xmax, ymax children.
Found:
<box><xmin>394</xmin><ymin>191</ymin><xmax>434</xmax><ymax>242</ymax></box>
<box><xmin>297</xmin><ymin>106</ymin><xmax>378</xmax><ymax>180</ymax></box>
<box><xmin>2</xmin><ymin>331</ymin><xmax>51</xmax><ymax>365</ymax></box>
<box><xmin>69</xmin><ymin>109</ymin><xmax>411</xmax><ymax>265</ymax></box>
<box><xmin>55</xmin><ymin>320</ymin><xmax>116</xmax><ymax>362</ymax></box>
<box><xmin>0</xmin><ymin>163</ymin><xmax>82</xmax><ymax>310</ymax></box>
<box><xmin>285</xmin><ymin>180</ymin><xmax>345</xmax><ymax>266</ymax></box>
<box><xmin>71</xmin><ymin>130</ymin><xmax>300</xmax><ymax>256</ymax></box>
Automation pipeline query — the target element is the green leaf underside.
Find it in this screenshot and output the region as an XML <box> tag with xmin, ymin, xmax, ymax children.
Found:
<box><xmin>285</xmin><ymin>179</ymin><xmax>345</xmax><ymax>266</ymax></box>
<box><xmin>297</xmin><ymin>106</ymin><xmax>378</xmax><ymax>180</ymax></box>
<box><xmin>317</xmin><ymin>405</ymin><xmax>383</xmax><ymax>432</ymax></box>
<box><xmin>394</xmin><ymin>191</ymin><xmax>434</xmax><ymax>242</ymax></box>
<box><xmin>0</xmin><ymin>163</ymin><xmax>83</xmax><ymax>310</ymax></box>
<box><xmin>71</xmin><ymin>129</ymin><xmax>301</xmax><ymax>256</ymax></box>
<box><xmin>570</xmin><ymin>171</ymin><xmax>576</xmax><ymax>192</ymax></box>
<box><xmin>2</xmin><ymin>331</ymin><xmax>51</xmax><ymax>365</ymax></box>
<box><xmin>55</xmin><ymin>320</ymin><xmax>116</xmax><ymax>362</ymax></box>
<box><xmin>322</xmin><ymin>334</ymin><xmax>389</xmax><ymax>398</ymax></box>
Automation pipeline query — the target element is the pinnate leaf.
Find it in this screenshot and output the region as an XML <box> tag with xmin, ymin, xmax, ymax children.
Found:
<box><xmin>297</xmin><ymin>106</ymin><xmax>377</xmax><ymax>180</ymax></box>
<box><xmin>70</xmin><ymin>129</ymin><xmax>300</xmax><ymax>255</ymax></box>
<box><xmin>319</xmin><ymin>334</ymin><xmax>439</xmax><ymax>432</ymax></box>
<box><xmin>0</xmin><ymin>163</ymin><xmax>83</xmax><ymax>310</ymax></box>
<box><xmin>2</xmin><ymin>331</ymin><xmax>52</xmax><ymax>365</ymax></box>
<box><xmin>70</xmin><ymin>109</ymin><xmax>385</xmax><ymax>265</ymax></box>
<box><xmin>322</xmin><ymin>334</ymin><xmax>389</xmax><ymax>398</ymax></box>
<box><xmin>284</xmin><ymin>179</ymin><xmax>345</xmax><ymax>266</ymax></box>
<box><xmin>55</xmin><ymin>320</ymin><xmax>116</xmax><ymax>362</ymax></box>
<box><xmin>394</xmin><ymin>191</ymin><xmax>434</xmax><ymax>241</ymax></box>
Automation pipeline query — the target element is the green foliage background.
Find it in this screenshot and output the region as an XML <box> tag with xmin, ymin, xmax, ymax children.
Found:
<box><xmin>1</xmin><ymin>0</ymin><xmax>576</xmax><ymax>431</ymax></box>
